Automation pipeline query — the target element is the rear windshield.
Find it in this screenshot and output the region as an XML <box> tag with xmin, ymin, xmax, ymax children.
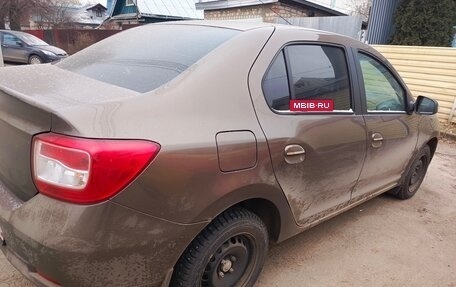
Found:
<box><xmin>57</xmin><ymin>25</ymin><xmax>240</xmax><ymax>93</ymax></box>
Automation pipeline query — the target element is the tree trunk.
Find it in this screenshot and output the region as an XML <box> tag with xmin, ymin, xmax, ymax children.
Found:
<box><xmin>8</xmin><ymin>2</ymin><xmax>22</xmax><ymax>31</ymax></box>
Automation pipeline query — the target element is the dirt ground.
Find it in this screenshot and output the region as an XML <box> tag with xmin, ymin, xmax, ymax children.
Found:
<box><xmin>1</xmin><ymin>141</ymin><xmax>455</xmax><ymax>287</ymax></box>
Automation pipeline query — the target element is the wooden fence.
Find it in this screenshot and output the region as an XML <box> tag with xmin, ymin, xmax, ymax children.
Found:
<box><xmin>24</xmin><ymin>29</ymin><xmax>120</xmax><ymax>55</ymax></box>
<box><xmin>373</xmin><ymin>45</ymin><xmax>456</xmax><ymax>123</ymax></box>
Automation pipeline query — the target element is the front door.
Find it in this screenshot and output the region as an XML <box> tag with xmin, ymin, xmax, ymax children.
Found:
<box><xmin>250</xmin><ymin>42</ymin><xmax>367</xmax><ymax>226</ymax></box>
<box><xmin>352</xmin><ymin>51</ymin><xmax>419</xmax><ymax>200</ymax></box>
<box><xmin>1</xmin><ymin>33</ymin><xmax>27</xmax><ymax>62</ymax></box>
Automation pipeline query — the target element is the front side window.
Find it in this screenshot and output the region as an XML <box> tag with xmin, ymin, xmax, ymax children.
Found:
<box><xmin>2</xmin><ymin>34</ymin><xmax>20</xmax><ymax>46</ymax></box>
<box><xmin>358</xmin><ymin>53</ymin><xmax>405</xmax><ymax>112</ymax></box>
<box><xmin>262</xmin><ymin>44</ymin><xmax>352</xmax><ymax>112</ymax></box>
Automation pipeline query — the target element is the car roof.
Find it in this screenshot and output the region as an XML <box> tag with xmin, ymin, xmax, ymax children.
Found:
<box><xmin>158</xmin><ymin>20</ymin><xmax>336</xmax><ymax>34</ymax></box>
<box><xmin>167</xmin><ymin>21</ymin><xmax>381</xmax><ymax>61</ymax></box>
<box><xmin>157</xmin><ymin>20</ymin><xmax>367</xmax><ymax>48</ymax></box>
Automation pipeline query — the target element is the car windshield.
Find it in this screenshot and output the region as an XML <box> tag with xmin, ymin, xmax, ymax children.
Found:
<box><xmin>57</xmin><ymin>24</ymin><xmax>240</xmax><ymax>93</ymax></box>
<box><xmin>18</xmin><ymin>33</ymin><xmax>49</xmax><ymax>46</ymax></box>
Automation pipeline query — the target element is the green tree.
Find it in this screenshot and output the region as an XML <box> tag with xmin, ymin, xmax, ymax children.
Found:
<box><xmin>391</xmin><ymin>0</ymin><xmax>456</xmax><ymax>47</ymax></box>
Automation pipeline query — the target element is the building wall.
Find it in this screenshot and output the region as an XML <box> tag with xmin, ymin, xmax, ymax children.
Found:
<box><xmin>204</xmin><ymin>2</ymin><xmax>332</xmax><ymax>22</ymax></box>
<box><xmin>113</xmin><ymin>0</ymin><xmax>137</xmax><ymax>15</ymax></box>
<box><xmin>374</xmin><ymin>45</ymin><xmax>456</xmax><ymax>123</ymax></box>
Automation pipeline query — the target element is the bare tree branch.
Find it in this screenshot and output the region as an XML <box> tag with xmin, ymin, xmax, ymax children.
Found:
<box><xmin>0</xmin><ymin>0</ymin><xmax>81</xmax><ymax>30</ymax></box>
<box><xmin>348</xmin><ymin>0</ymin><xmax>372</xmax><ymax>22</ymax></box>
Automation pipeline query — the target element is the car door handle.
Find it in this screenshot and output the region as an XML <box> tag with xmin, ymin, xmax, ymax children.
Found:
<box><xmin>284</xmin><ymin>144</ymin><xmax>305</xmax><ymax>164</ymax></box>
<box><xmin>372</xmin><ymin>133</ymin><xmax>383</xmax><ymax>141</ymax></box>
<box><xmin>371</xmin><ymin>133</ymin><xmax>383</xmax><ymax>148</ymax></box>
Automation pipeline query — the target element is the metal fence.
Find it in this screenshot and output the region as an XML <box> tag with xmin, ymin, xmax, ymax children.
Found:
<box><xmin>373</xmin><ymin>45</ymin><xmax>456</xmax><ymax>123</ymax></box>
<box><xmin>24</xmin><ymin>29</ymin><xmax>121</xmax><ymax>55</ymax></box>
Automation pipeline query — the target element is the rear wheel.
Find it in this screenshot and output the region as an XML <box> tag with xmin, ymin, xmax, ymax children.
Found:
<box><xmin>170</xmin><ymin>208</ymin><xmax>269</xmax><ymax>287</ymax></box>
<box><xmin>393</xmin><ymin>146</ymin><xmax>431</xmax><ymax>200</ymax></box>
<box><xmin>28</xmin><ymin>55</ymin><xmax>42</xmax><ymax>64</ymax></box>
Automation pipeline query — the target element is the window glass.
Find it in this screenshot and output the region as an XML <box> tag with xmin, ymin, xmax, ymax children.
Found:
<box><xmin>287</xmin><ymin>45</ymin><xmax>351</xmax><ymax>110</ymax></box>
<box><xmin>262</xmin><ymin>51</ymin><xmax>290</xmax><ymax>110</ymax></box>
<box><xmin>359</xmin><ymin>53</ymin><xmax>405</xmax><ymax>112</ymax></box>
<box><xmin>3</xmin><ymin>34</ymin><xmax>20</xmax><ymax>46</ymax></box>
<box><xmin>17</xmin><ymin>33</ymin><xmax>47</xmax><ymax>46</ymax></box>
<box><xmin>58</xmin><ymin>25</ymin><xmax>239</xmax><ymax>93</ymax></box>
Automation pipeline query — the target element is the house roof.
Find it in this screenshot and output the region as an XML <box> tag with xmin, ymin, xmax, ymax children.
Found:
<box><xmin>196</xmin><ymin>0</ymin><xmax>347</xmax><ymax>16</ymax></box>
<box><xmin>111</xmin><ymin>0</ymin><xmax>203</xmax><ymax>19</ymax></box>
<box><xmin>72</xmin><ymin>4</ymin><xmax>108</xmax><ymax>25</ymax></box>
<box><xmin>85</xmin><ymin>3</ymin><xmax>108</xmax><ymax>11</ymax></box>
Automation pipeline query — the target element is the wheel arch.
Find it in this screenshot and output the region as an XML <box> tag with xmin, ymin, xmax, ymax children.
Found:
<box><xmin>193</xmin><ymin>183</ymin><xmax>299</xmax><ymax>244</ymax></box>
<box><xmin>426</xmin><ymin>137</ymin><xmax>438</xmax><ymax>160</ymax></box>
<box><xmin>28</xmin><ymin>53</ymin><xmax>42</xmax><ymax>63</ymax></box>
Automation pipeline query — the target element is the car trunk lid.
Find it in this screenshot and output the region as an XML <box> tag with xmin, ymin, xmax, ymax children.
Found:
<box><xmin>0</xmin><ymin>65</ymin><xmax>138</xmax><ymax>201</ymax></box>
<box><xmin>0</xmin><ymin>87</ymin><xmax>51</xmax><ymax>201</ymax></box>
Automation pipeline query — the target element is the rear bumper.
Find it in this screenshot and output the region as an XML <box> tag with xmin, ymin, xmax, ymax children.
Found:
<box><xmin>0</xmin><ymin>181</ymin><xmax>205</xmax><ymax>286</ymax></box>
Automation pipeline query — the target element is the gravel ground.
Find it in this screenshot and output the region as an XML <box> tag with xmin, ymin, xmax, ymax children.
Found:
<box><xmin>1</xmin><ymin>141</ymin><xmax>455</xmax><ymax>287</ymax></box>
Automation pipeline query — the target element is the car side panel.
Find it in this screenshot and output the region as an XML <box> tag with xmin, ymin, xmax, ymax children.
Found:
<box><xmin>247</xmin><ymin>27</ymin><xmax>368</xmax><ymax>226</ymax></box>
<box><xmin>352</xmin><ymin>114</ymin><xmax>420</xmax><ymax>200</ymax></box>
<box><xmin>350</xmin><ymin>47</ymin><xmax>422</xmax><ymax>200</ymax></box>
<box><xmin>43</xmin><ymin>28</ymin><xmax>298</xmax><ymax>236</ymax></box>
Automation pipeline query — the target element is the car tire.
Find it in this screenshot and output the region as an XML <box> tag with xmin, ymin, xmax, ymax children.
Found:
<box><xmin>28</xmin><ymin>55</ymin><xmax>43</xmax><ymax>65</ymax></box>
<box><xmin>393</xmin><ymin>146</ymin><xmax>431</xmax><ymax>200</ymax></box>
<box><xmin>170</xmin><ymin>207</ymin><xmax>269</xmax><ymax>287</ymax></box>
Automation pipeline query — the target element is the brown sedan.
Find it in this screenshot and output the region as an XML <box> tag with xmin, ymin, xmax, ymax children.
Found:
<box><xmin>0</xmin><ymin>21</ymin><xmax>439</xmax><ymax>287</ymax></box>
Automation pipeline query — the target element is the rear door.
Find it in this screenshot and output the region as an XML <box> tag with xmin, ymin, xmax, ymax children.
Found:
<box><xmin>249</xmin><ymin>33</ymin><xmax>367</xmax><ymax>226</ymax></box>
<box><xmin>351</xmin><ymin>50</ymin><xmax>419</xmax><ymax>200</ymax></box>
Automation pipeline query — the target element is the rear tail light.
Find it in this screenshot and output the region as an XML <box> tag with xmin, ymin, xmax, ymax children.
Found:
<box><xmin>32</xmin><ymin>133</ymin><xmax>160</xmax><ymax>204</ymax></box>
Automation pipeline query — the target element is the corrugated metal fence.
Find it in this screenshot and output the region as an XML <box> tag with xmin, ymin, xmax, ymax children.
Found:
<box><xmin>373</xmin><ymin>45</ymin><xmax>456</xmax><ymax>123</ymax></box>
<box><xmin>366</xmin><ymin>0</ymin><xmax>401</xmax><ymax>44</ymax></box>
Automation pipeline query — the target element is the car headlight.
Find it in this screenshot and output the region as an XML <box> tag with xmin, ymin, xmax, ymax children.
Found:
<box><xmin>42</xmin><ymin>50</ymin><xmax>57</xmax><ymax>56</ymax></box>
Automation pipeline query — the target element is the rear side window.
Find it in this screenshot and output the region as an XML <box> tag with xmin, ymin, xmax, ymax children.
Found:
<box><xmin>262</xmin><ymin>44</ymin><xmax>352</xmax><ymax>111</ymax></box>
<box><xmin>57</xmin><ymin>25</ymin><xmax>240</xmax><ymax>93</ymax></box>
<box><xmin>287</xmin><ymin>45</ymin><xmax>351</xmax><ymax>110</ymax></box>
<box><xmin>263</xmin><ymin>51</ymin><xmax>290</xmax><ymax>110</ymax></box>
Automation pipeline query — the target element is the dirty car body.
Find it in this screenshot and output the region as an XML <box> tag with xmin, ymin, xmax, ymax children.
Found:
<box><xmin>0</xmin><ymin>22</ymin><xmax>439</xmax><ymax>286</ymax></box>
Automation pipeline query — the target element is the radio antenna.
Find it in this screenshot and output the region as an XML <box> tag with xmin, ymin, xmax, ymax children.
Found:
<box><xmin>257</xmin><ymin>0</ymin><xmax>293</xmax><ymax>25</ymax></box>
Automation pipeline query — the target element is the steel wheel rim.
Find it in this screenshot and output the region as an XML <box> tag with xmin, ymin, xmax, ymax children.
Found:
<box><xmin>30</xmin><ymin>57</ymin><xmax>41</xmax><ymax>64</ymax></box>
<box><xmin>200</xmin><ymin>234</ymin><xmax>258</xmax><ymax>287</ymax></box>
<box><xmin>409</xmin><ymin>157</ymin><xmax>426</xmax><ymax>193</ymax></box>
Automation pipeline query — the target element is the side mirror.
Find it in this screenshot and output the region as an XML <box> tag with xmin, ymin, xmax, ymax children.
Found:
<box><xmin>16</xmin><ymin>41</ymin><xmax>23</xmax><ymax>47</ymax></box>
<box><xmin>415</xmin><ymin>95</ymin><xmax>438</xmax><ymax>115</ymax></box>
